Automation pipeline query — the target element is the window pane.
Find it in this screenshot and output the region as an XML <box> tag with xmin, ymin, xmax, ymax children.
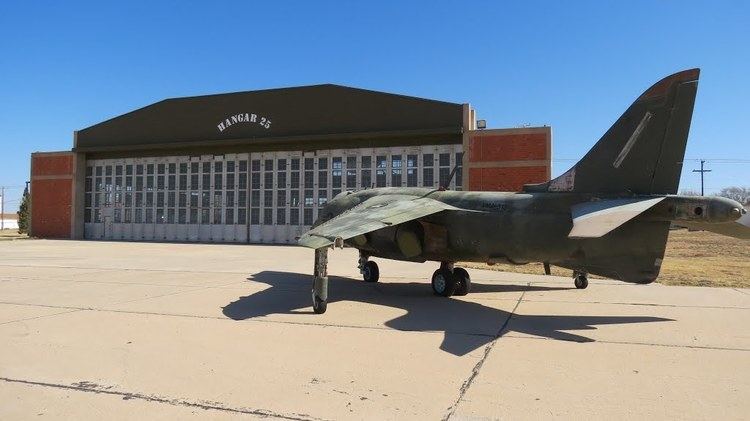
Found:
<box><xmin>263</xmin><ymin>208</ymin><xmax>273</xmax><ymax>225</ymax></box>
<box><xmin>423</xmin><ymin>154</ymin><xmax>434</xmax><ymax>167</ymax></box>
<box><xmin>276</xmin><ymin>208</ymin><xmax>286</xmax><ymax>225</ymax></box>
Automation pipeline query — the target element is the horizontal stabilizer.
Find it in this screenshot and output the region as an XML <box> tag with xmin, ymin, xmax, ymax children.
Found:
<box><xmin>569</xmin><ymin>197</ymin><xmax>665</xmax><ymax>238</ymax></box>
<box><xmin>678</xmin><ymin>211</ymin><xmax>750</xmax><ymax>240</ymax></box>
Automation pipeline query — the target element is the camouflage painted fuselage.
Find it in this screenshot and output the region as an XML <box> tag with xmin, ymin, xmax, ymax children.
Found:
<box><xmin>316</xmin><ymin>187</ymin><xmax>741</xmax><ymax>284</ymax></box>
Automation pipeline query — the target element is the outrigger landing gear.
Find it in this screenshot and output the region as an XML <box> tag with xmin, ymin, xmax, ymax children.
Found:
<box><xmin>359</xmin><ymin>252</ymin><xmax>379</xmax><ymax>283</ymax></box>
<box><xmin>431</xmin><ymin>262</ymin><xmax>471</xmax><ymax>297</ymax></box>
<box><xmin>573</xmin><ymin>271</ymin><xmax>589</xmax><ymax>289</ymax></box>
<box><xmin>312</xmin><ymin>248</ymin><xmax>329</xmax><ymax>314</ymax></box>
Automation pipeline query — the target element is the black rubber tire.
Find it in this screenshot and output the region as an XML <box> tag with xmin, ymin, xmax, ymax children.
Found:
<box><xmin>431</xmin><ymin>268</ymin><xmax>457</xmax><ymax>297</ymax></box>
<box><xmin>453</xmin><ymin>267</ymin><xmax>471</xmax><ymax>296</ymax></box>
<box><xmin>362</xmin><ymin>261</ymin><xmax>380</xmax><ymax>283</ymax></box>
<box><xmin>312</xmin><ymin>295</ymin><xmax>327</xmax><ymax>314</ymax></box>
<box><xmin>574</xmin><ymin>274</ymin><xmax>588</xmax><ymax>289</ymax></box>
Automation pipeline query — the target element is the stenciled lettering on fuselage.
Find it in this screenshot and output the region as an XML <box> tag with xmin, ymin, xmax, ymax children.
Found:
<box><xmin>216</xmin><ymin>113</ymin><xmax>272</xmax><ymax>133</ymax></box>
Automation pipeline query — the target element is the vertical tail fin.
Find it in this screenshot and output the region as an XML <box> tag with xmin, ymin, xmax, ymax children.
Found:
<box><xmin>531</xmin><ymin>69</ymin><xmax>700</xmax><ymax>195</ymax></box>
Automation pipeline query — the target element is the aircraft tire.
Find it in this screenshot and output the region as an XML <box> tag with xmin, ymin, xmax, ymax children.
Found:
<box><xmin>432</xmin><ymin>268</ymin><xmax>457</xmax><ymax>297</ymax></box>
<box><xmin>363</xmin><ymin>261</ymin><xmax>380</xmax><ymax>282</ymax></box>
<box><xmin>312</xmin><ymin>295</ymin><xmax>327</xmax><ymax>314</ymax></box>
<box><xmin>574</xmin><ymin>273</ymin><xmax>588</xmax><ymax>289</ymax></box>
<box><xmin>453</xmin><ymin>267</ymin><xmax>471</xmax><ymax>296</ymax></box>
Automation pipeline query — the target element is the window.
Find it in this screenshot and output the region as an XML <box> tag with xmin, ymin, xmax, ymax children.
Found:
<box><xmin>263</xmin><ymin>208</ymin><xmax>273</xmax><ymax>225</ymax></box>
<box><xmin>304</xmin><ymin>190</ymin><xmax>314</xmax><ymax>206</ymax></box>
<box><xmin>361</xmin><ymin>170</ymin><xmax>371</xmax><ymax>188</ymax></box>
<box><xmin>277</xmin><ymin>172</ymin><xmax>286</xmax><ymax>189</ymax></box>
<box><xmin>376</xmin><ymin>156</ymin><xmax>386</xmax><ymax>169</ymax></box>
<box><xmin>226</xmin><ymin>191</ymin><xmax>235</xmax><ymax>207</ymax></box>
<box><xmin>237</xmin><ymin>208</ymin><xmax>247</xmax><ymax>224</ymax></box>
<box><xmin>318</xmin><ymin>157</ymin><xmax>328</xmax><ymax>170</ymax></box>
<box><xmin>407</xmin><ymin>169</ymin><xmax>418</xmax><ymax>187</ymax></box>
<box><xmin>290</xmin><ymin>190</ymin><xmax>300</xmax><ymax>207</ymax></box>
<box><xmin>277</xmin><ymin>190</ymin><xmax>286</xmax><ymax>207</ymax></box>
<box><xmin>439</xmin><ymin>153</ymin><xmax>450</xmax><ymax>167</ymax></box>
<box><xmin>251</xmin><ymin>208</ymin><xmax>260</xmax><ymax>224</ymax></box>
<box><xmin>179</xmin><ymin>209</ymin><xmax>187</xmax><ymax>224</ymax></box>
<box><xmin>439</xmin><ymin>167</ymin><xmax>451</xmax><ymax>187</ymax></box>
<box><xmin>276</xmin><ymin>208</ymin><xmax>286</xmax><ymax>225</ymax></box>
<box><xmin>423</xmin><ymin>168</ymin><xmax>434</xmax><ymax>187</ymax></box>
<box><xmin>346</xmin><ymin>169</ymin><xmax>356</xmax><ymax>188</ymax></box>
<box><xmin>376</xmin><ymin>169</ymin><xmax>386</xmax><ymax>187</ymax></box>
<box><xmin>277</xmin><ymin>159</ymin><xmax>287</xmax><ymax>171</ymax></box>
<box><xmin>251</xmin><ymin>160</ymin><xmax>261</xmax><ymax>172</ymax></box>
<box><xmin>290</xmin><ymin>172</ymin><xmax>300</xmax><ymax>188</ymax></box>
<box><xmin>264</xmin><ymin>159</ymin><xmax>273</xmax><ymax>171</ymax></box>
<box><xmin>167</xmin><ymin>209</ymin><xmax>175</xmax><ymax>224</ymax></box>
<box><xmin>200</xmin><ymin>209</ymin><xmax>209</xmax><ymax>224</ymax></box>
<box><xmin>291</xmin><ymin>158</ymin><xmax>300</xmax><ymax>171</ymax></box>
<box><xmin>264</xmin><ymin>190</ymin><xmax>273</xmax><ymax>207</ymax></box>
<box><xmin>239</xmin><ymin>160</ymin><xmax>248</xmax><ymax>172</ymax></box>
<box><xmin>361</xmin><ymin>156</ymin><xmax>371</xmax><ymax>168</ymax></box>
<box><xmin>304</xmin><ymin>208</ymin><xmax>314</xmax><ymax>225</ymax></box>
<box><xmin>290</xmin><ymin>208</ymin><xmax>300</xmax><ymax>225</ymax></box>
<box><xmin>318</xmin><ymin>190</ymin><xmax>327</xmax><ymax>205</ymax></box>
<box><xmin>213</xmin><ymin>209</ymin><xmax>222</xmax><ymax>224</ymax></box>
<box><xmin>455</xmin><ymin>152</ymin><xmax>463</xmax><ymax>189</ymax></box>
<box><xmin>318</xmin><ymin>171</ymin><xmax>328</xmax><ymax>188</ymax></box>
<box><xmin>423</xmin><ymin>154</ymin><xmax>434</xmax><ymax>167</ymax></box>
<box><xmin>225</xmin><ymin>208</ymin><xmax>234</xmax><ymax>224</ymax></box>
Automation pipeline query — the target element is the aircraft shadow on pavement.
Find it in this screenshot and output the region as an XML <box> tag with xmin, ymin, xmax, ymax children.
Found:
<box><xmin>222</xmin><ymin>271</ymin><xmax>673</xmax><ymax>356</ymax></box>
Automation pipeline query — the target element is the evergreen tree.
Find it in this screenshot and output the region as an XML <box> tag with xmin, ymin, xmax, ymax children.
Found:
<box><xmin>17</xmin><ymin>186</ymin><xmax>29</xmax><ymax>234</ymax></box>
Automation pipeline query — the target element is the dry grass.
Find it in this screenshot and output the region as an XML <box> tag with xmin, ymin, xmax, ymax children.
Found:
<box><xmin>0</xmin><ymin>230</ymin><xmax>28</xmax><ymax>240</ymax></box>
<box><xmin>463</xmin><ymin>229</ymin><xmax>750</xmax><ymax>288</ymax></box>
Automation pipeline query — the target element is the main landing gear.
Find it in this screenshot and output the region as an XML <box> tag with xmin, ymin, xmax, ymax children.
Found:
<box><xmin>312</xmin><ymin>248</ymin><xmax>329</xmax><ymax>314</ymax></box>
<box><xmin>573</xmin><ymin>271</ymin><xmax>589</xmax><ymax>289</ymax></box>
<box><xmin>431</xmin><ymin>262</ymin><xmax>471</xmax><ymax>297</ymax></box>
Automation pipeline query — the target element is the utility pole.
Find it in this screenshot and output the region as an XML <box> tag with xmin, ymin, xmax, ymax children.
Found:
<box><xmin>692</xmin><ymin>160</ymin><xmax>712</xmax><ymax>196</ymax></box>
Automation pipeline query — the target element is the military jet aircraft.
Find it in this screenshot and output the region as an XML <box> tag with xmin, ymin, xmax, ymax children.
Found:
<box><xmin>299</xmin><ymin>68</ymin><xmax>750</xmax><ymax>314</ymax></box>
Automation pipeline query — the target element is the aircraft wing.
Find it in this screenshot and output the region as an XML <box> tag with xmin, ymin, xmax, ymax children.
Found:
<box><xmin>298</xmin><ymin>194</ymin><xmax>461</xmax><ymax>249</ymax></box>
<box><xmin>568</xmin><ymin>197</ymin><xmax>666</xmax><ymax>238</ymax></box>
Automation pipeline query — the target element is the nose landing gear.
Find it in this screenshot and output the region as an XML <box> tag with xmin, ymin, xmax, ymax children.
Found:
<box><xmin>359</xmin><ymin>252</ymin><xmax>380</xmax><ymax>283</ymax></box>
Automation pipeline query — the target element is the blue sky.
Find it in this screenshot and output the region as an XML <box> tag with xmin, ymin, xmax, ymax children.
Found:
<box><xmin>1</xmin><ymin>1</ymin><xmax>748</xmax><ymax>211</ymax></box>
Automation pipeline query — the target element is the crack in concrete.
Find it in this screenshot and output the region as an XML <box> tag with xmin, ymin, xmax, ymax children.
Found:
<box><xmin>0</xmin><ymin>376</ymin><xmax>326</xmax><ymax>421</ymax></box>
<box><xmin>501</xmin><ymin>334</ymin><xmax>750</xmax><ymax>352</ymax></box>
<box><xmin>442</xmin><ymin>288</ymin><xmax>528</xmax><ymax>421</ymax></box>
<box><xmin>0</xmin><ymin>309</ymin><xmax>84</xmax><ymax>326</ymax></box>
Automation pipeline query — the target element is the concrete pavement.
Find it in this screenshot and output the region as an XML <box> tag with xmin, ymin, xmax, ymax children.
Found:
<box><xmin>0</xmin><ymin>240</ymin><xmax>748</xmax><ymax>419</ymax></box>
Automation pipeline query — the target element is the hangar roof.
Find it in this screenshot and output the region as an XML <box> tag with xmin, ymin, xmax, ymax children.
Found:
<box><xmin>74</xmin><ymin>84</ymin><xmax>465</xmax><ymax>153</ymax></box>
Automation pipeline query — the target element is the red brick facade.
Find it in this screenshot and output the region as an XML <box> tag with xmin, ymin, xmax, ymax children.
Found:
<box><xmin>463</xmin><ymin>127</ymin><xmax>551</xmax><ymax>191</ymax></box>
<box><xmin>31</xmin><ymin>152</ymin><xmax>75</xmax><ymax>238</ymax></box>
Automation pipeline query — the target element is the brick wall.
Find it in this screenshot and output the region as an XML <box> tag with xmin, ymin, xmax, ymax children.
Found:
<box><xmin>463</xmin><ymin>127</ymin><xmax>551</xmax><ymax>191</ymax></box>
<box><xmin>30</xmin><ymin>152</ymin><xmax>75</xmax><ymax>238</ymax></box>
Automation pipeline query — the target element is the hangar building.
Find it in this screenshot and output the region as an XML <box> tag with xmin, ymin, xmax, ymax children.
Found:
<box><xmin>29</xmin><ymin>84</ymin><xmax>551</xmax><ymax>244</ymax></box>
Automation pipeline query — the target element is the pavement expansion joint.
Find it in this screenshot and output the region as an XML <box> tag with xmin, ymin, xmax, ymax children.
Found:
<box><xmin>0</xmin><ymin>376</ymin><xmax>327</xmax><ymax>421</ymax></box>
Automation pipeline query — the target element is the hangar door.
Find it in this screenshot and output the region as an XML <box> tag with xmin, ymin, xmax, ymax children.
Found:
<box><xmin>83</xmin><ymin>144</ymin><xmax>462</xmax><ymax>244</ymax></box>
